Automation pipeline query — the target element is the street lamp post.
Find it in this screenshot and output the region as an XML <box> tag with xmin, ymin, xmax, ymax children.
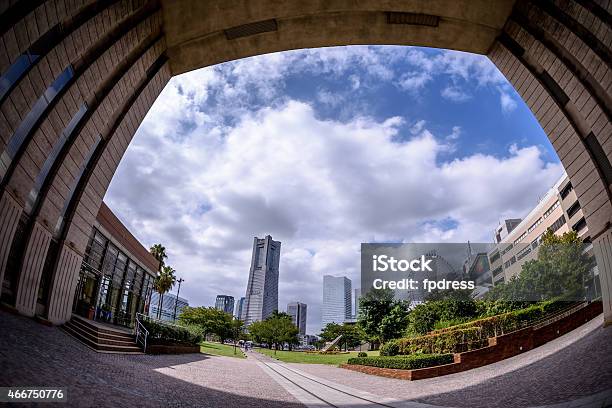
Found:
<box><xmin>173</xmin><ymin>278</ymin><xmax>184</xmax><ymax>322</ymax></box>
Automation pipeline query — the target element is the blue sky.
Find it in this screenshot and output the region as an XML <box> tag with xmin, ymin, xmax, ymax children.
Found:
<box><xmin>105</xmin><ymin>46</ymin><xmax>563</xmax><ymax>334</ymax></box>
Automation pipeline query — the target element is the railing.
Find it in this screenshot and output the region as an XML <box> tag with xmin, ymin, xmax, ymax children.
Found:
<box><xmin>135</xmin><ymin>313</ymin><xmax>149</xmax><ymax>353</ymax></box>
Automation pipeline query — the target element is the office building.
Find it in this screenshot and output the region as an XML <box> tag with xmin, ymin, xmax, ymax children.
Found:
<box><xmin>69</xmin><ymin>202</ymin><xmax>159</xmax><ymax>328</ymax></box>
<box><xmin>488</xmin><ymin>173</ymin><xmax>591</xmax><ymax>285</ymax></box>
<box><xmin>243</xmin><ymin>236</ymin><xmax>281</xmax><ymax>326</ymax></box>
<box><xmin>215</xmin><ymin>295</ymin><xmax>235</xmax><ymax>315</ymax></box>
<box><xmin>287</xmin><ymin>302</ymin><xmax>307</xmax><ymax>335</ymax></box>
<box><xmin>353</xmin><ymin>288</ymin><xmax>361</xmax><ymax>319</ymax></box>
<box><xmin>235</xmin><ymin>297</ymin><xmax>245</xmax><ymax>320</ymax></box>
<box><xmin>322</xmin><ymin>275</ymin><xmax>352</xmax><ymax>327</ymax></box>
<box><xmin>150</xmin><ymin>292</ymin><xmax>189</xmax><ymax>322</ymax></box>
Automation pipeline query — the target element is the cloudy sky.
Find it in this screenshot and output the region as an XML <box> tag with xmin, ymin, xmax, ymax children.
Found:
<box><xmin>104</xmin><ymin>46</ymin><xmax>564</xmax><ymax>334</ymax></box>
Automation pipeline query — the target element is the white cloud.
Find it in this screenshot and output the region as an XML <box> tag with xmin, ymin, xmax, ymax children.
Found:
<box><xmin>107</xmin><ymin>97</ymin><xmax>562</xmax><ymax>334</ymax></box>
<box><xmin>500</xmin><ymin>88</ymin><xmax>518</xmax><ymax>114</ymax></box>
<box><xmin>441</xmin><ymin>86</ymin><xmax>472</xmax><ymax>102</ymax></box>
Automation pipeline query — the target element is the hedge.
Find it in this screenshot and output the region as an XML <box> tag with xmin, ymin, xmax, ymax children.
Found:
<box><xmin>141</xmin><ymin>319</ymin><xmax>203</xmax><ymax>346</ymax></box>
<box><xmin>379</xmin><ymin>300</ymin><xmax>576</xmax><ymax>357</ymax></box>
<box><xmin>347</xmin><ymin>353</ymin><xmax>454</xmax><ymax>370</ymax></box>
<box><xmin>428</xmin><ymin>299</ymin><xmax>574</xmax><ymax>339</ymax></box>
<box><xmin>394</xmin><ymin>327</ymin><xmax>488</xmax><ymax>355</ymax></box>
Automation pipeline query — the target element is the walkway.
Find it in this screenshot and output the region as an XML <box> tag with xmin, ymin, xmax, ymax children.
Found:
<box><xmin>1</xmin><ymin>309</ymin><xmax>611</xmax><ymax>407</ymax></box>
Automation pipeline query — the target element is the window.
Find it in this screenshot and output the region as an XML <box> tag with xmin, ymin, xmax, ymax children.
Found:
<box><xmin>528</xmin><ymin>217</ymin><xmax>542</xmax><ymax>233</ymax></box>
<box><xmin>543</xmin><ymin>200</ymin><xmax>560</xmax><ymax>219</ymax></box>
<box><xmin>1</xmin><ymin>65</ymin><xmax>75</xmax><ymax>182</ymax></box>
<box><xmin>501</xmin><ymin>243</ymin><xmax>514</xmax><ymax>255</ymax></box>
<box><xmin>492</xmin><ymin>265</ymin><xmax>504</xmax><ymax>277</ymax></box>
<box><xmin>516</xmin><ymin>246</ymin><xmax>532</xmax><ymax>261</ymax></box>
<box><xmin>514</xmin><ymin>231</ymin><xmax>528</xmax><ymax>245</ymax></box>
<box><xmin>566</xmin><ymin>201</ymin><xmax>581</xmax><ymax>219</ymax></box>
<box><xmin>489</xmin><ymin>251</ymin><xmax>500</xmax><ymax>264</ymax></box>
<box><xmin>559</xmin><ymin>182</ymin><xmax>573</xmax><ymax>199</ymax></box>
<box><xmin>572</xmin><ymin>217</ymin><xmax>587</xmax><ymax>233</ymax></box>
<box><xmin>549</xmin><ymin>215</ymin><xmax>566</xmax><ymax>233</ymax></box>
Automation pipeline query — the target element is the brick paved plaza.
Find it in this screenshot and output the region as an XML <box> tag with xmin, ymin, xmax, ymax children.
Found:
<box><xmin>2</xmin><ymin>310</ymin><xmax>611</xmax><ymax>407</ymax></box>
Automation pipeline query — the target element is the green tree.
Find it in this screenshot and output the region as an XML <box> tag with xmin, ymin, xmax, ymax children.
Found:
<box><xmin>319</xmin><ymin>323</ymin><xmax>364</xmax><ymax>351</ymax></box>
<box><xmin>248</xmin><ymin>312</ymin><xmax>299</xmax><ymax>354</ymax></box>
<box><xmin>379</xmin><ymin>301</ymin><xmax>410</xmax><ymax>342</ymax></box>
<box><xmin>153</xmin><ymin>265</ymin><xmax>176</xmax><ymax>319</ymax></box>
<box><xmin>149</xmin><ymin>243</ymin><xmax>167</xmax><ymax>271</ymax></box>
<box><xmin>357</xmin><ymin>288</ymin><xmax>395</xmax><ymax>347</ymax></box>
<box><xmin>178</xmin><ymin>306</ymin><xmax>230</xmax><ymax>340</ymax></box>
<box><xmin>229</xmin><ymin>318</ymin><xmax>246</xmax><ymax>355</ymax></box>
<box><xmin>486</xmin><ymin>231</ymin><xmax>594</xmax><ymax>302</ymax></box>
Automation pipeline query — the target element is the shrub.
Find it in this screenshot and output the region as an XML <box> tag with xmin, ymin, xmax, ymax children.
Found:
<box><xmin>347</xmin><ymin>353</ymin><xmax>454</xmax><ymax>370</ymax></box>
<box><xmin>141</xmin><ymin>319</ymin><xmax>203</xmax><ymax>346</ymax></box>
<box><xmin>428</xmin><ymin>299</ymin><xmax>576</xmax><ymax>338</ymax></box>
<box><xmin>396</xmin><ymin>327</ymin><xmax>486</xmax><ymax>355</ymax></box>
<box><xmin>379</xmin><ymin>341</ymin><xmax>399</xmax><ymax>356</ymax></box>
<box><xmin>357</xmin><ymin>351</ymin><xmax>368</xmax><ymax>357</ymax></box>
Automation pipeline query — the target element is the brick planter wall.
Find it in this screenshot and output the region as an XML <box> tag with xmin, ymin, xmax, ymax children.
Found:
<box><xmin>147</xmin><ymin>344</ymin><xmax>201</xmax><ymax>355</ymax></box>
<box><xmin>342</xmin><ymin>302</ymin><xmax>603</xmax><ymax>381</ymax></box>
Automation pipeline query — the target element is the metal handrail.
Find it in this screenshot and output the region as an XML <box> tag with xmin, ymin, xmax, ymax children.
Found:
<box><xmin>135</xmin><ymin>314</ymin><xmax>149</xmax><ymax>353</ymax></box>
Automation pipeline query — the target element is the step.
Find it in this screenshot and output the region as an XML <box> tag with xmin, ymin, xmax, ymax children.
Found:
<box><xmin>71</xmin><ymin>315</ymin><xmax>135</xmax><ymax>338</ymax></box>
<box><xmin>64</xmin><ymin>322</ymin><xmax>138</xmax><ymax>347</ymax></box>
<box><xmin>62</xmin><ymin>325</ymin><xmax>143</xmax><ymax>354</ymax></box>
<box><xmin>69</xmin><ymin>319</ymin><xmax>134</xmax><ymax>341</ymax></box>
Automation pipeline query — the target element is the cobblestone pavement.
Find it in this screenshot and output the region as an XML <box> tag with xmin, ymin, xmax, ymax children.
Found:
<box><xmin>289</xmin><ymin>315</ymin><xmax>612</xmax><ymax>408</ymax></box>
<box><xmin>2</xmin><ymin>310</ymin><xmax>611</xmax><ymax>408</ymax></box>
<box><xmin>0</xmin><ymin>311</ymin><xmax>301</xmax><ymax>408</ymax></box>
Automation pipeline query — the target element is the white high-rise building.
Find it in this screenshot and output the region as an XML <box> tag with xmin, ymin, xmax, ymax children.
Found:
<box><xmin>287</xmin><ymin>302</ymin><xmax>307</xmax><ymax>335</ymax></box>
<box><xmin>322</xmin><ymin>275</ymin><xmax>351</xmax><ymax>327</ymax></box>
<box><xmin>235</xmin><ymin>297</ymin><xmax>245</xmax><ymax>319</ymax></box>
<box><xmin>243</xmin><ymin>235</ymin><xmax>281</xmax><ymax>326</ymax></box>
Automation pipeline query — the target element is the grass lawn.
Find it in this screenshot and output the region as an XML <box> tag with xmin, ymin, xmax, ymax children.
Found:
<box><xmin>255</xmin><ymin>348</ymin><xmax>379</xmax><ymax>365</ymax></box>
<box><xmin>200</xmin><ymin>341</ymin><xmax>245</xmax><ymax>359</ymax></box>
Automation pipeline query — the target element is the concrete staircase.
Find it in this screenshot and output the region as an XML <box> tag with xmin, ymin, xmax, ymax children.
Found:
<box><xmin>62</xmin><ymin>315</ymin><xmax>143</xmax><ymax>354</ymax></box>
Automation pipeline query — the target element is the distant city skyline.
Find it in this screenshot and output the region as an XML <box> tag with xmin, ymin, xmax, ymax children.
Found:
<box><xmin>106</xmin><ymin>46</ymin><xmax>564</xmax><ymax>335</ymax></box>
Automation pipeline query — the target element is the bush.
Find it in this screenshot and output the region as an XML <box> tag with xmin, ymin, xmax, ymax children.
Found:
<box><xmin>347</xmin><ymin>353</ymin><xmax>454</xmax><ymax>370</ymax></box>
<box><xmin>141</xmin><ymin>319</ymin><xmax>203</xmax><ymax>346</ymax></box>
<box><xmin>379</xmin><ymin>341</ymin><xmax>399</xmax><ymax>356</ymax></box>
<box><xmin>357</xmin><ymin>351</ymin><xmax>368</xmax><ymax>357</ymax></box>
<box><xmin>428</xmin><ymin>299</ymin><xmax>575</xmax><ymax>339</ymax></box>
<box><xmin>396</xmin><ymin>327</ymin><xmax>487</xmax><ymax>355</ymax></box>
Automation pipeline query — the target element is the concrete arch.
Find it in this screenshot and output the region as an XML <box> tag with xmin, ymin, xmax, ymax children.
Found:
<box><xmin>0</xmin><ymin>0</ymin><xmax>610</xmax><ymax>325</ymax></box>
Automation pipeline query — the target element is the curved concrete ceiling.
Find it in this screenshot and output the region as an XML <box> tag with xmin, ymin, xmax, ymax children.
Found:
<box><xmin>161</xmin><ymin>0</ymin><xmax>517</xmax><ymax>75</ymax></box>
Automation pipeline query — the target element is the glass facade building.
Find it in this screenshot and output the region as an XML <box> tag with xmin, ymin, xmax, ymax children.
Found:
<box><xmin>322</xmin><ymin>276</ymin><xmax>352</xmax><ymax>327</ymax></box>
<box><xmin>71</xmin><ymin>203</ymin><xmax>158</xmax><ymax>329</ymax></box>
<box><xmin>243</xmin><ymin>235</ymin><xmax>281</xmax><ymax>326</ymax></box>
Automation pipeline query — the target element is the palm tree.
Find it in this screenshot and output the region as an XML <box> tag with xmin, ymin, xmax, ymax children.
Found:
<box><xmin>150</xmin><ymin>243</ymin><xmax>168</xmax><ymax>272</ymax></box>
<box><xmin>154</xmin><ymin>265</ymin><xmax>176</xmax><ymax>319</ymax></box>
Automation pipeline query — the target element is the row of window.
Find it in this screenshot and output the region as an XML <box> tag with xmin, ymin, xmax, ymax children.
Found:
<box><xmin>0</xmin><ymin>65</ymin><xmax>75</xmax><ymax>184</ymax></box>
<box><xmin>84</xmin><ymin>228</ymin><xmax>154</xmax><ymax>296</ymax></box>
<box><xmin>543</xmin><ymin>200</ymin><xmax>560</xmax><ymax>219</ymax></box>
<box><xmin>516</xmin><ymin>245</ymin><xmax>532</xmax><ymax>261</ymax></box>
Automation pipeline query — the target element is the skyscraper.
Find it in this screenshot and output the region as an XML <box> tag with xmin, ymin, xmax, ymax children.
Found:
<box><xmin>322</xmin><ymin>275</ymin><xmax>352</xmax><ymax>327</ymax></box>
<box><xmin>287</xmin><ymin>302</ymin><xmax>307</xmax><ymax>335</ymax></box>
<box><xmin>215</xmin><ymin>295</ymin><xmax>235</xmax><ymax>314</ymax></box>
<box><xmin>235</xmin><ymin>297</ymin><xmax>245</xmax><ymax>320</ymax></box>
<box><xmin>243</xmin><ymin>235</ymin><xmax>281</xmax><ymax>326</ymax></box>
<box><xmin>353</xmin><ymin>288</ymin><xmax>361</xmax><ymax>319</ymax></box>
